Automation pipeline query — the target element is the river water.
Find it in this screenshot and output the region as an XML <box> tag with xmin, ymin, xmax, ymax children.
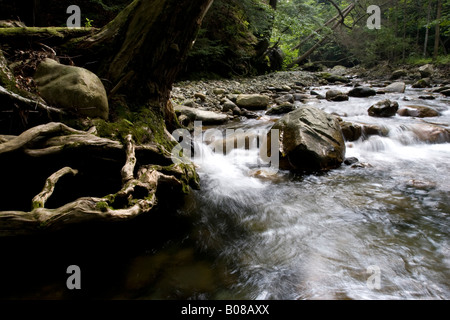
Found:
<box><xmin>0</xmin><ymin>82</ymin><xmax>448</xmax><ymax>300</ymax></box>
<box><xmin>181</xmin><ymin>83</ymin><xmax>450</xmax><ymax>300</ymax></box>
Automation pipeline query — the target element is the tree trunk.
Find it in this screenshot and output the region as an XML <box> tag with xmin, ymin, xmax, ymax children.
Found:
<box><xmin>433</xmin><ymin>0</ymin><xmax>442</xmax><ymax>60</ymax></box>
<box><xmin>269</xmin><ymin>0</ymin><xmax>278</xmax><ymax>10</ymax></box>
<box><xmin>0</xmin><ymin>0</ymin><xmax>212</xmax><ymax>236</ymax></box>
<box><xmin>287</xmin><ymin>3</ymin><xmax>355</xmax><ymax>68</ymax></box>
<box><xmin>75</xmin><ymin>0</ymin><xmax>214</xmax><ymax>130</ymax></box>
<box><xmin>424</xmin><ymin>0</ymin><xmax>432</xmax><ymax>57</ymax></box>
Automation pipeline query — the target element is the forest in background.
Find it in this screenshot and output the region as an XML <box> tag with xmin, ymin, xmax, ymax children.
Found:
<box><xmin>0</xmin><ymin>0</ymin><xmax>450</xmax><ymax>77</ymax></box>
<box><xmin>1</xmin><ymin>0</ymin><xmax>449</xmax><ymax>78</ymax></box>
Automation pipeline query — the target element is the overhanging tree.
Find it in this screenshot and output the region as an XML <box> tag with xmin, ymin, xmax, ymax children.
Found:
<box><xmin>0</xmin><ymin>0</ymin><xmax>213</xmax><ymax>236</ymax></box>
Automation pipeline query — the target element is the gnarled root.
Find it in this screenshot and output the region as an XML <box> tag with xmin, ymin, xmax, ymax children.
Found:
<box><xmin>0</xmin><ymin>122</ymin><xmax>199</xmax><ymax>237</ymax></box>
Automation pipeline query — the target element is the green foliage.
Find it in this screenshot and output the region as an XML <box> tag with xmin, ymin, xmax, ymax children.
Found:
<box><xmin>406</xmin><ymin>54</ymin><xmax>450</xmax><ymax>65</ymax></box>
<box><xmin>84</xmin><ymin>18</ymin><xmax>94</xmax><ymax>28</ymax></box>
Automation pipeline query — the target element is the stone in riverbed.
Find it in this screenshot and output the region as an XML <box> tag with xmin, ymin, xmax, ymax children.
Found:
<box><xmin>34</xmin><ymin>58</ymin><xmax>109</xmax><ymax>119</ymax></box>
<box><xmin>266</xmin><ymin>102</ymin><xmax>296</xmax><ymax>115</ymax></box>
<box><xmin>174</xmin><ymin>105</ymin><xmax>228</xmax><ymax>124</ymax></box>
<box><xmin>397</xmin><ymin>105</ymin><xmax>440</xmax><ymax>118</ymax></box>
<box><xmin>339</xmin><ymin>121</ymin><xmax>362</xmax><ymax>141</ymax></box>
<box><xmin>418</xmin><ymin>64</ymin><xmax>434</xmax><ymax>78</ymax></box>
<box><xmin>326</xmin><ymin>90</ymin><xmax>349</xmax><ymax>101</ymax></box>
<box><xmin>368</xmin><ymin>99</ymin><xmax>399</xmax><ymax>117</ymax></box>
<box><xmin>236</xmin><ymin>94</ymin><xmax>270</xmax><ymax>110</ymax></box>
<box><xmin>267</xmin><ymin>106</ymin><xmax>346</xmax><ymax>172</ymax></box>
<box><xmin>348</xmin><ymin>86</ymin><xmax>377</xmax><ymax>98</ymax></box>
<box><xmin>411</xmin><ymin>123</ymin><xmax>450</xmax><ymax>143</ymax></box>
<box><xmin>384</xmin><ymin>82</ymin><xmax>406</xmax><ymax>93</ymax></box>
<box><xmin>391</xmin><ymin>69</ymin><xmax>407</xmax><ymax>80</ymax></box>
<box><xmin>412</xmin><ymin>78</ymin><xmax>431</xmax><ymax>88</ymax></box>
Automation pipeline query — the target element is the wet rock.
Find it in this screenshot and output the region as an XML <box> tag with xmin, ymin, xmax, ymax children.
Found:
<box><xmin>431</xmin><ymin>85</ymin><xmax>450</xmax><ymax>93</ymax></box>
<box><xmin>326</xmin><ymin>90</ymin><xmax>349</xmax><ymax>101</ymax></box>
<box><xmin>275</xmin><ymin>94</ymin><xmax>294</xmax><ymax>104</ymax></box>
<box><xmin>294</xmin><ymin>93</ymin><xmax>313</xmax><ymax>101</ymax></box>
<box><xmin>361</xmin><ymin>123</ymin><xmax>389</xmax><ymax>137</ymax></box>
<box><xmin>266</xmin><ymin>102</ymin><xmax>296</xmax><ymax>115</ymax></box>
<box><xmin>331</xmin><ymin>65</ymin><xmax>348</xmax><ymax>75</ymax></box>
<box><xmin>268</xmin><ymin>106</ymin><xmax>346</xmax><ymax>172</ymax></box>
<box><xmin>406</xmin><ymin>179</ymin><xmax>436</xmax><ymax>190</ymax></box>
<box><xmin>222</xmin><ymin>99</ymin><xmax>239</xmax><ymax>113</ymax></box>
<box><xmin>213</xmin><ymin>88</ymin><xmax>226</xmax><ymax>95</ymax></box>
<box><xmin>440</xmin><ymin>89</ymin><xmax>450</xmax><ymax>96</ymax></box>
<box><xmin>418</xmin><ymin>64</ymin><xmax>434</xmax><ymax>78</ymax></box>
<box><xmin>194</xmin><ymin>92</ymin><xmax>207</xmax><ymax>101</ymax></box>
<box><xmin>309</xmin><ymin>91</ymin><xmax>326</xmax><ymax>99</ymax></box>
<box><xmin>344</xmin><ymin>157</ymin><xmax>359</xmax><ymax>165</ymax></box>
<box><xmin>397</xmin><ymin>105</ymin><xmax>440</xmax><ymax>118</ymax></box>
<box><xmin>411</xmin><ymin>123</ymin><xmax>450</xmax><ymax>143</ymax></box>
<box><xmin>236</xmin><ymin>94</ymin><xmax>270</xmax><ymax>110</ymax></box>
<box><xmin>174</xmin><ymin>105</ymin><xmax>228</xmax><ymax>124</ymax></box>
<box><xmin>339</xmin><ymin>121</ymin><xmax>362</xmax><ymax>141</ymax></box>
<box><xmin>34</xmin><ymin>58</ymin><xmax>109</xmax><ymax>119</ymax></box>
<box><xmin>348</xmin><ymin>86</ymin><xmax>377</xmax><ymax>98</ymax></box>
<box><xmin>384</xmin><ymin>82</ymin><xmax>406</xmax><ymax>93</ymax></box>
<box><xmin>368</xmin><ymin>99</ymin><xmax>399</xmax><ymax>117</ymax></box>
<box><xmin>240</xmin><ymin>108</ymin><xmax>259</xmax><ymax>119</ymax></box>
<box><xmin>412</xmin><ymin>78</ymin><xmax>431</xmax><ymax>88</ymax></box>
<box><xmin>319</xmin><ymin>72</ymin><xmax>350</xmax><ymax>83</ymax></box>
<box><xmin>418</xmin><ymin>95</ymin><xmax>435</xmax><ymax>100</ymax></box>
<box><xmin>391</xmin><ymin>69</ymin><xmax>407</xmax><ymax>80</ymax></box>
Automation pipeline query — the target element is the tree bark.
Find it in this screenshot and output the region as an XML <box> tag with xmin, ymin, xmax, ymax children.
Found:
<box><xmin>433</xmin><ymin>0</ymin><xmax>442</xmax><ymax>60</ymax></box>
<box><xmin>287</xmin><ymin>3</ymin><xmax>355</xmax><ymax>68</ymax></box>
<box><xmin>75</xmin><ymin>0</ymin><xmax>214</xmax><ymax>130</ymax></box>
<box><xmin>424</xmin><ymin>0</ymin><xmax>432</xmax><ymax>57</ymax></box>
<box><xmin>0</xmin><ymin>0</ymin><xmax>211</xmax><ymax>236</ymax></box>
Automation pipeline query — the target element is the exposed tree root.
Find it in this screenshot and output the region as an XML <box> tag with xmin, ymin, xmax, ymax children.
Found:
<box><xmin>0</xmin><ymin>122</ymin><xmax>198</xmax><ymax>237</ymax></box>
<box><xmin>32</xmin><ymin>167</ymin><xmax>79</xmax><ymax>209</ymax></box>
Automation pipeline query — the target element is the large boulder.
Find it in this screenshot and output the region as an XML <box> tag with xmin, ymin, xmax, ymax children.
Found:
<box><xmin>348</xmin><ymin>86</ymin><xmax>377</xmax><ymax>98</ymax></box>
<box><xmin>397</xmin><ymin>105</ymin><xmax>440</xmax><ymax>118</ymax></box>
<box><xmin>411</xmin><ymin>124</ymin><xmax>450</xmax><ymax>143</ymax></box>
<box><xmin>368</xmin><ymin>99</ymin><xmax>399</xmax><ymax>117</ymax></box>
<box><xmin>267</xmin><ymin>106</ymin><xmax>346</xmax><ymax>172</ymax></box>
<box><xmin>236</xmin><ymin>94</ymin><xmax>270</xmax><ymax>110</ymax></box>
<box><xmin>34</xmin><ymin>59</ymin><xmax>109</xmax><ymax>119</ymax></box>
<box><xmin>418</xmin><ymin>64</ymin><xmax>434</xmax><ymax>78</ymax></box>
<box><xmin>326</xmin><ymin>89</ymin><xmax>349</xmax><ymax>101</ymax></box>
<box><xmin>383</xmin><ymin>82</ymin><xmax>406</xmax><ymax>93</ymax></box>
<box><xmin>391</xmin><ymin>69</ymin><xmax>407</xmax><ymax>80</ymax></box>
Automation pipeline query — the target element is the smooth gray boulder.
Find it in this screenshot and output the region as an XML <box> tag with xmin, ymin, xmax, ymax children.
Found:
<box><xmin>34</xmin><ymin>59</ymin><xmax>109</xmax><ymax>120</ymax></box>
<box><xmin>368</xmin><ymin>99</ymin><xmax>399</xmax><ymax>117</ymax></box>
<box><xmin>348</xmin><ymin>87</ymin><xmax>377</xmax><ymax>98</ymax></box>
<box><xmin>268</xmin><ymin>106</ymin><xmax>346</xmax><ymax>172</ymax></box>
<box><xmin>236</xmin><ymin>94</ymin><xmax>270</xmax><ymax>110</ymax></box>
<box><xmin>384</xmin><ymin>82</ymin><xmax>406</xmax><ymax>93</ymax></box>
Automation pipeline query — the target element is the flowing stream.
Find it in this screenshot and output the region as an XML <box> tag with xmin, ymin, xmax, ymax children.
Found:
<box><xmin>1</xmin><ymin>82</ymin><xmax>449</xmax><ymax>300</ymax></box>
<box><xmin>181</xmin><ymin>83</ymin><xmax>450</xmax><ymax>300</ymax></box>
